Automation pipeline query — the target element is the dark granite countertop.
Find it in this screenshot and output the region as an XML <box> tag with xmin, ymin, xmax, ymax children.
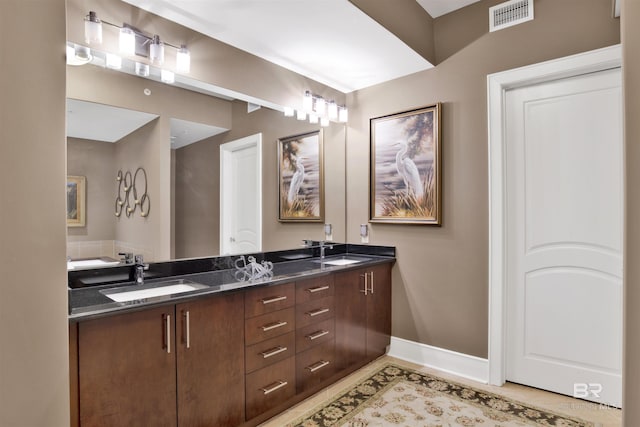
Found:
<box><xmin>69</xmin><ymin>245</ymin><xmax>395</xmax><ymax>322</ymax></box>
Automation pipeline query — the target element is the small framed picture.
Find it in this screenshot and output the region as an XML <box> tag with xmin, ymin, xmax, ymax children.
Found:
<box><xmin>370</xmin><ymin>103</ymin><xmax>442</xmax><ymax>225</ymax></box>
<box><xmin>67</xmin><ymin>175</ymin><xmax>86</xmax><ymax>227</ymax></box>
<box><xmin>277</xmin><ymin>130</ymin><xmax>324</xmax><ymax>222</ymax></box>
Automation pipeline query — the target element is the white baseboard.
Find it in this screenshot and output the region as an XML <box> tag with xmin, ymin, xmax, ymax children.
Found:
<box><xmin>388</xmin><ymin>336</ymin><xmax>489</xmax><ymax>384</ymax></box>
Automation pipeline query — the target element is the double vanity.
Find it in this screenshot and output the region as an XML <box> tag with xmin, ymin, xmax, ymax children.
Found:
<box><xmin>68</xmin><ymin>244</ymin><xmax>395</xmax><ymax>427</ymax></box>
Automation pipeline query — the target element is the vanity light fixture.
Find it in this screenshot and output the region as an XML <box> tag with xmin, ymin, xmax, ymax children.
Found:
<box><xmin>293</xmin><ymin>90</ymin><xmax>348</xmax><ymax>125</ymax></box>
<box><xmin>82</xmin><ymin>11</ymin><xmax>190</xmax><ymax>74</ymax></box>
<box><xmin>66</xmin><ymin>45</ymin><xmax>92</xmax><ymax>65</ymax></box>
<box><xmin>149</xmin><ymin>35</ymin><xmax>165</xmax><ymax>66</ymax></box>
<box><xmin>176</xmin><ymin>45</ymin><xmax>191</xmax><ymax>73</ymax></box>
<box><xmin>119</xmin><ymin>26</ymin><xmax>136</xmax><ymax>56</ymax></box>
<box><xmin>283</xmin><ymin>106</ymin><xmax>295</xmax><ymax>117</ymax></box>
<box><xmin>84</xmin><ymin>11</ymin><xmax>102</xmax><ymax>44</ymax></box>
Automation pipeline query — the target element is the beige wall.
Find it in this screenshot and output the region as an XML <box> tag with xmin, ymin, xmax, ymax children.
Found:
<box><xmin>346</xmin><ymin>0</ymin><xmax>621</xmax><ymax>358</ymax></box>
<box><xmin>0</xmin><ymin>0</ymin><xmax>70</xmax><ymax>426</ymax></box>
<box><xmin>174</xmin><ymin>101</ymin><xmax>346</xmax><ymax>258</ymax></box>
<box><xmin>622</xmin><ymin>0</ymin><xmax>639</xmax><ymax>422</ymax></box>
<box><xmin>67</xmin><ymin>138</ymin><xmax>116</xmax><ymax>243</ymax></box>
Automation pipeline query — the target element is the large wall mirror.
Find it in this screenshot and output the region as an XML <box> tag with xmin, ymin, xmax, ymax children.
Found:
<box><xmin>66</xmin><ymin>63</ymin><xmax>346</xmax><ymax>268</ymax></box>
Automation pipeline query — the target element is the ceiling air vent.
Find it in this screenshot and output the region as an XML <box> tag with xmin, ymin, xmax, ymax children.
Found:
<box><xmin>489</xmin><ymin>0</ymin><xmax>534</xmax><ymax>32</ymax></box>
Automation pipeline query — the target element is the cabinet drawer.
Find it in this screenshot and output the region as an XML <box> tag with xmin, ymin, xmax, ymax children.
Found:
<box><xmin>245</xmin><ymin>331</ymin><xmax>295</xmax><ymax>374</ymax></box>
<box><xmin>296</xmin><ymin>296</ymin><xmax>334</xmax><ymax>328</ymax></box>
<box><xmin>245</xmin><ymin>308</ymin><xmax>295</xmax><ymax>346</ymax></box>
<box><xmin>296</xmin><ymin>340</ymin><xmax>335</xmax><ymax>393</ymax></box>
<box><xmin>296</xmin><ymin>318</ymin><xmax>334</xmax><ymax>353</ymax></box>
<box><xmin>296</xmin><ymin>275</ymin><xmax>334</xmax><ymax>304</ymax></box>
<box><xmin>245</xmin><ymin>282</ymin><xmax>295</xmax><ymax>318</ymax></box>
<box><xmin>246</xmin><ymin>356</ymin><xmax>296</xmax><ymax>420</ymax></box>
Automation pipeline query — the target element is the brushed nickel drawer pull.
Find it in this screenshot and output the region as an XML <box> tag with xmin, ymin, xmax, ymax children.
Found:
<box><xmin>307</xmin><ymin>330</ymin><xmax>329</xmax><ymax>340</ymax></box>
<box><xmin>261</xmin><ymin>295</ymin><xmax>287</xmax><ymax>305</ymax></box>
<box><xmin>306</xmin><ymin>360</ymin><xmax>330</xmax><ymax>372</ymax></box>
<box><xmin>184</xmin><ymin>310</ymin><xmax>190</xmax><ymax>349</ymax></box>
<box><xmin>260</xmin><ymin>346</ymin><xmax>288</xmax><ymax>359</ymax></box>
<box><xmin>261</xmin><ymin>321</ymin><xmax>288</xmax><ymax>332</ymax></box>
<box><xmin>307</xmin><ymin>308</ymin><xmax>330</xmax><ymax>317</ymax></box>
<box><xmin>261</xmin><ymin>380</ymin><xmax>288</xmax><ymax>395</ymax></box>
<box><xmin>307</xmin><ymin>285</ymin><xmax>330</xmax><ymax>293</ymax></box>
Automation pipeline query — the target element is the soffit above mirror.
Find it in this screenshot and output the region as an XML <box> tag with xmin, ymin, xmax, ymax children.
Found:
<box><xmin>66</xmin><ymin>98</ymin><xmax>159</xmax><ymax>142</ymax></box>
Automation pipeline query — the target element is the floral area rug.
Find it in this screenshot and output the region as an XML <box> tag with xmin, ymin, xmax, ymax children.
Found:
<box><xmin>288</xmin><ymin>364</ymin><xmax>594</xmax><ymax>427</ymax></box>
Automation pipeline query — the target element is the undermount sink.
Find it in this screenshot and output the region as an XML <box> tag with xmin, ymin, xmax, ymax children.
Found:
<box><xmin>101</xmin><ymin>279</ymin><xmax>209</xmax><ymax>303</ymax></box>
<box><xmin>315</xmin><ymin>256</ymin><xmax>370</xmax><ymax>266</ymax></box>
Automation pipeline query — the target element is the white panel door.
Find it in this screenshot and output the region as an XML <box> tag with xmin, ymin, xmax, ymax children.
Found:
<box><xmin>505</xmin><ymin>68</ymin><xmax>623</xmax><ymax>407</ymax></box>
<box><xmin>220</xmin><ymin>134</ymin><xmax>262</xmax><ymax>255</ymax></box>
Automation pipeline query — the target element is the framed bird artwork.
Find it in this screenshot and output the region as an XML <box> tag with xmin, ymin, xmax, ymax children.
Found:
<box><xmin>277</xmin><ymin>130</ymin><xmax>324</xmax><ymax>222</ymax></box>
<box><xmin>369</xmin><ymin>103</ymin><xmax>442</xmax><ymax>225</ymax></box>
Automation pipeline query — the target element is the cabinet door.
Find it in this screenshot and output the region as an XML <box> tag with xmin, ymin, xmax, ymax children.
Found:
<box><xmin>334</xmin><ymin>268</ymin><xmax>367</xmax><ymax>371</ymax></box>
<box><xmin>78</xmin><ymin>306</ymin><xmax>176</xmax><ymax>427</ymax></box>
<box><xmin>366</xmin><ymin>263</ymin><xmax>392</xmax><ymax>358</ymax></box>
<box><xmin>176</xmin><ymin>292</ymin><xmax>245</xmax><ymax>427</ymax></box>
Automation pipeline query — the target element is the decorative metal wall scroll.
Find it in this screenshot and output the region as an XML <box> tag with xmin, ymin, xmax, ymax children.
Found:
<box><xmin>115</xmin><ymin>167</ymin><xmax>150</xmax><ymax>218</ymax></box>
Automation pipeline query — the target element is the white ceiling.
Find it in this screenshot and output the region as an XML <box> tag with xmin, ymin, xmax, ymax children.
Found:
<box><xmin>122</xmin><ymin>0</ymin><xmax>455</xmax><ymax>93</ymax></box>
<box><xmin>66</xmin><ymin>99</ymin><xmax>159</xmax><ymax>142</ymax></box>
<box><xmin>417</xmin><ymin>0</ymin><xmax>483</xmax><ymax>18</ymax></box>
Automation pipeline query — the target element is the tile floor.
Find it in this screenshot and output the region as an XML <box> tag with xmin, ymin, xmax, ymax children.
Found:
<box><xmin>258</xmin><ymin>356</ymin><xmax>622</xmax><ymax>426</ymax></box>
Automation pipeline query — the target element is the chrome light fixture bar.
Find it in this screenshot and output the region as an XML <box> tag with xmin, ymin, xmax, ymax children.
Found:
<box><xmin>83</xmin><ymin>10</ymin><xmax>190</xmax><ymax>75</ymax></box>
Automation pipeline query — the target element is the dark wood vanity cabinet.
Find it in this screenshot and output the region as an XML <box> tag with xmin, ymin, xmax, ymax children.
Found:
<box><xmin>71</xmin><ymin>260</ymin><xmax>393</xmax><ymax>427</ymax></box>
<box><xmin>75</xmin><ymin>292</ymin><xmax>244</xmax><ymax>427</ymax></box>
<box><xmin>334</xmin><ymin>263</ymin><xmax>392</xmax><ymax>371</ymax></box>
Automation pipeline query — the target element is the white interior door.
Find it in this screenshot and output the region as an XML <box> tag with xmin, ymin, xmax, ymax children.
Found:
<box><xmin>505</xmin><ymin>68</ymin><xmax>623</xmax><ymax>407</ymax></box>
<box><xmin>220</xmin><ymin>133</ymin><xmax>262</xmax><ymax>255</ymax></box>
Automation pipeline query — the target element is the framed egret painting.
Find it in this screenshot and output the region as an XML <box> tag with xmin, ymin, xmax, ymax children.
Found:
<box><xmin>370</xmin><ymin>104</ymin><xmax>442</xmax><ymax>225</ymax></box>
<box><xmin>277</xmin><ymin>130</ymin><xmax>324</xmax><ymax>222</ymax></box>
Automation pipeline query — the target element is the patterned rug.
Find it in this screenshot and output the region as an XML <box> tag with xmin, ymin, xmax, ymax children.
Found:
<box><xmin>288</xmin><ymin>364</ymin><xmax>595</xmax><ymax>427</ymax></box>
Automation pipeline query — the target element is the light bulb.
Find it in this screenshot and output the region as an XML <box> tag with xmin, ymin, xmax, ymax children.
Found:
<box><xmin>309</xmin><ymin>113</ymin><xmax>319</xmax><ymax>124</ymax></box>
<box><xmin>320</xmin><ymin>117</ymin><xmax>330</xmax><ymax>127</ymax></box>
<box><xmin>149</xmin><ymin>35</ymin><xmax>164</xmax><ymax>66</ymax></box>
<box><xmin>328</xmin><ymin>101</ymin><xmax>338</xmax><ymax>121</ymax></box>
<box><xmin>339</xmin><ymin>106</ymin><xmax>349</xmax><ymax>123</ymax></box>
<box><xmin>315</xmin><ymin>97</ymin><xmax>326</xmax><ymax>116</ymax></box>
<box><xmin>119</xmin><ymin>27</ymin><xmax>136</xmax><ymax>56</ymax></box>
<box><xmin>176</xmin><ymin>45</ymin><xmax>190</xmax><ymax>74</ymax></box>
<box><xmin>84</xmin><ymin>11</ymin><xmax>102</xmax><ymax>44</ymax></box>
<box><xmin>106</xmin><ymin>53</ymin><xmax>122</xmax><ymax>69</ymax></box>
<box><xmin>69</xmin><ymin>45</ymin><xmax>92</xmax><ymax>65</ymax></box>
<box><xmin>161</xmin><ymin>69</ymin><xmax>175</xmax><ymax>83</ymax></box>
<box><xmin>283</xmin><ymin>107</ymin><xmax>294</xmax><ymax>117</ymax></box>
<box><xmin>296</xmin><ymin>110</ymin><xmax>306</xmax><ymax>121</ymax></box>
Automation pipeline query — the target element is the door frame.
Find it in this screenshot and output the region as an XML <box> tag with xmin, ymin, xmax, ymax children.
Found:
<box><xmin>487</xmin><ymin>45</ymin><xmax>621</xmax><ymax>386</ymax></box>
<box><xmin>220</xmin><ymin>133</ymin><xmax>262</xmax><ymax>255</ymax></box>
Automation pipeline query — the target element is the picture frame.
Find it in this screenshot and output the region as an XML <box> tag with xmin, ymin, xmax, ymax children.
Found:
<box><xmin>67</xmin><ymin>175</ymin><xmax>86</xmax><ymax>227</ymax></box>
<box><xmin>277</xmin><ymin>130</ymin><xmax>324</xmax><ymax>222</ymax></box>
<box><xmin>370</xmin><ymin>103</ymin><xmax>442</xmax><ymax>225</ymax></box>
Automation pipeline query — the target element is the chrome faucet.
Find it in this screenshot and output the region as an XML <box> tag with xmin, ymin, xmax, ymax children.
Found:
<box><xmin>134</xmin><ymin>254</ymin><xmax>149</xmax><ymax>285</ymax></box>
<box><xmin>302</xmin><ymin>240</ymin><xmax>334</xmax><ymax>260</ymax></box>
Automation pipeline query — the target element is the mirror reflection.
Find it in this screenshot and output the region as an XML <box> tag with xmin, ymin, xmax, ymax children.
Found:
<box><xmin>66</xmin><ymin>63</ymin><xmax>346</xmax><ymax>268</ymax></box>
